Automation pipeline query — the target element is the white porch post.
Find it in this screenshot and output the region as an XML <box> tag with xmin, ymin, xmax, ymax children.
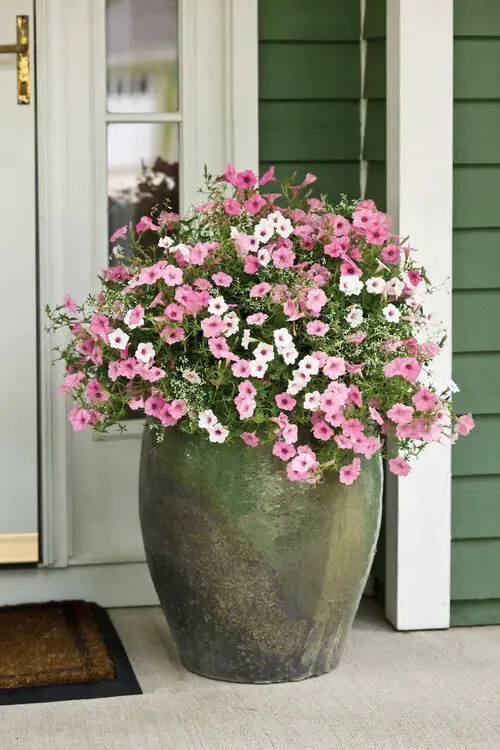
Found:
<box><xmin>385</xmin><ymin>0</ymin><xmax>454</xmax><ymax>630</ymax></box>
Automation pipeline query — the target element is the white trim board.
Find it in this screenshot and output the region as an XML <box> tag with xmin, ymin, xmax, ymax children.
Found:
<box><xmin>385</xmin><ymin>0</ymin><xmax>453</xmax><ymax>630</ymax></box>
<box><xmin>0</xmin><ymin>563</ymin><xmax>158</xmax><ymax>608</ymax></box>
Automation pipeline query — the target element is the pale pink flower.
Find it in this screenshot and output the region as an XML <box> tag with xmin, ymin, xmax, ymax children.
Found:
<box><xmin>290</xmin><ymin>452</ymin><xmax>316</xmax><ymax>474</ymax></box>
<box><xmin>272</xmin><ymin>246</ymin><xmax>295</xmax><ymax>269</ymax></box>
<box><xmin>238</xmin><ymin>380</ymin><xmax>257</xmax><ymax>399</ymax></box>
<box><xmin>412</xmin><ymin>387</ymin><xmax>438</xmax><ymax>412</ymax></box>
<box><xmin>241</xmin><ymin>432</ymin><xmax>259</xmax><ymax>447</ymax></box>
<box><xmin>57</xmin><ymin>372</ymin><xmax>85</xmax><ymax>394</ymax></box>
<box><xmin>208</xmin><ymin>336</ymin><xmax>231</xmax><ymax>359</ymax></box>
<box><xmin>124</xmin><ymin>305</ymin><xmax>145</xmax><ymax>329</ymax></box>
<box><xmin>91</xmin><ymin>314</ymin><xmax>112</xmax><ymax>340</ymax></box>
<box><xmin>201</xmin><ymin>315</ymin><xmax>227</xmax><ymax>338</ymax></box>
<box><xmin>306</xmin><ymin>320</ymin><xmax>330</xmax><ymax>337</ymax></box>
<box><xmin>339</xmin><ymin>458</ymin><xmax>362</xmax><ymax>486</ymax></box>
<box><xmin>259</xmin><ymin>166</ymin><xmax>276</xmax><ymax>186</ymax></box>
<box><xmin>275</xmin><ymin>393</ymin><xmax>296</xmax><ymax>411</ymax></box>
<box><xmin>212</xmin><ymin>272</ymin><xmax>233</xmax><ymax>287</ymax></box>
<box><xmin>388</xmin><ymin>457</ymin><xmax>411</xmax><ymax>476</ymax></box>
<box><xmin>457</xmin><ymin>413</ymin><xmax>475</xmax><ymax>436</ymax></box>
<box><xmin>68</xmin><ymin>406</ymin><xmax>92</xmax><ymax>432</ymax></box>
<box><xmin>162</xmin><ymin>264</ymin><xmax>183</xmax><ymax>286</ymax></box>
<box><xmin>282</xmin><ymin>423</ymin><xmax>298</xmax><ymax>444</ymax></box>
<box><xmin>161</xmin><ymin>326</ymin><xmax>185</xmax><ymax>345</ymax></box>
<box><xmin>272</xmin><ymin>441</ymin><xmax>296</xmax><ymax>461</ymax></box>
<box><xmin>345</xmin><ymin>331</ymin><xmax>367</xmax><ymax>344</ymax></box>
<box><xmin>169</xmin><ymin>400</ymin><xmax>187</xmax><ymax>420</ymax></box>
<box><xmin>369</xmin><ymin>405</ymin><xmax>384</xmax><ymax>426</ymax></box>
<box><xmin>312</xmin><ymin>420</ymin><xmax>333</xmax><ymax>441</ymax></box>
<box><xmin>110</xmin><ymin>225</ymin><xmax>128</xmax><ymax>243</ymax></box>
<box><xmin>117</xmin><ymin>358</ymin><xmax>138</xmax><ymax>379</ymax></box>
<box><xmin>193</xmin><ymin>278</ymin><xmax>212</xmax><ymax>291</ymax></box>
<box><xmin>305</xmin><ymin>288</ymin><xmax>327</xmax><ymax>313</ymax></box>
<box><xmin>243</xmin><ymin>255</ymin><xmax>259</xmax><ymax>274</ymax></box>
<box><xmin>231</xmin><ymin>359</ymin><xmax>251</xmax><ymax>378</ymax></box>
<box><xmin>249</xmin><ymin>282</ymin><xmax>272</xmax><ymax>298</ymax></box>
<box><xmin>342</xmin><ymin>418</ymin><xmax>365</xmax><ymax>438</ymax></box>
<box><xmin>387</xmin><ymin>403</ymin><xmax>414</xmax><ymax>425</ymax></box>
<box><xmin>63</xmin><ymin>294</ymin><xmax>77</xmax><ymax>314</ymax></box>
<box><xmin>128</xmin><ymin>395</ymin><xmax>145</xmax><ymax>411</ymax></box>
<box><xmin>383</xmin><ymin>357</ymin><xmax>421</xmax><ymax>383</ymax></box>
<box><xmin>347</xmin><ymin>384</ymin><xmax>363</xmax><ymax>408</ymax></box>
<box><xmin>247</xmin><ymin>313</ymin><xmax>268</xmax><ymax>325</ymax></box>
<box><xmin>144</xmin><ymin>395</ymin><xmax>166</xmax><ymax>418</ymax></box>
<box><xmin>136</xmin><ymin>215</ymin><xmax>158</xmax><ymax>233</ymax></box>
<box><xmin>323</xmin><ymin>357</ymin><xmax>346</xmax><ymax>380</ymax></box>
<box><xmin>234</xmin><ymin>395</ymin><xmax>256</xmax><ymax>420</ymax></box>
<box><xmin>165</xmin><ymin>303</ymin><xmax>184</xmax><ymax>322</ymax></box>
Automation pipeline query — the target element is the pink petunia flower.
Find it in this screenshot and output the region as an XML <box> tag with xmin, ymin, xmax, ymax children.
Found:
<box><xmin>323</xmin><ymin>357</ymin><xmax>346</xmax><ymax>380</ymax></box>
<box><xmin>239</xmin><ymin>380</ymin><xmax>257</xmax><ymax>398</ymax></box>
<box><xmin>124</xmin><ymin>305</ymin><xmax>145</xmax><ymax>329</ymax></box>
<box><xmin>305</xmin><ymin>288</ymin><xmax>327</xmax><ymax>313</ymax></box>
<box><xmin>235</xmin><ymin>169</ymin><xmax>257</xmax><ymax>189</ymax></box>
<box><xmin>244</xmin><ymin>255</ymin><xmax>260</xmax><ymax>274</ymax></box>
<box><xmin>381</xmin><ymin>244</ymin><xmax>401</xmax><ymax>265</ymax></box>
<box><xmin>161</xmin><ymin>326</ymin><xmax>185</xmax><ymax>345</ymax></box>
<box><xmin>223</xmin><ymin>198</ymin><xmax>241</xmax><ymax>215</ymax></box>
<box><xmin>247</xmin><ymin>313</ymin><xmax>268</xmax><ymax>325</ymax></box>
<box><xmin>68</xmin><ymin>405</ymin><xmax>92</xmax><ymax>432</ymax></box>
<box><xmin>201</xmin><ymin>315</ymin><xmax>227</xmax><ymax>338</ymax></box>
<box><xmin>259</xmin><ymin>166</ymin><xmax>276</xmax><ymax>186</ymax></box>
<box><xmin>241</xmin><ymin>432</ymin><xmax>259</xmax><ymax>447</ymax></box>
<box><xmin>282</xmin><ymin>423</ymin><xmax>298</xmax><ymax>444</ymax></box>
<box><xmin>63</xmin><ymin>294</ymin><xmax>77</xmax><ymax>314</ymax></box>
<box><xmin>231</xmin><ymin>359</ymin><xmax>251</xmax><ymax>378</ymax></box>
<box><xmin>272</xmin><ymin>246</ymin><xmax>296</xmax><ymax>269</ymax></box>
<box><xmin>244</xmin><ymin>194</ymin><xmax>266</xmax><ymax>214</ymax></box>
<box><xmin>272</xmin><ymin>441</ymin><xmax>296</xmax><ymax>461</ymax></box>
<box><xmin>412</xmin><ymin>387</ymin><xmax>438</xmax><ymax>412</ymax></box>
<box><xmin>165</xmin><ymin>303</ymin><xmax>184</xmax><ymax>322</ymax></box>
<box><xmin>208</xmin><ymin>336</ymin><xmax>232</xmax><ymax>359</ymax></box>
<box><xmin>275</xmin><ymin>393</ymin><xmax>297</xmax><ymax>411</ymax></box>
<box><xmin>306</xmin><ymin>320</ymin><xmax>330</xmax><ymax>337</ymax></box>
<box><xmin>383</xmin><ymin>357</ymin><xmax>422</xmax><ymax>383</ymax></box>
<box><xmin>212</xmin><ymin>272</ymin><xmax>233</xmax><ymax>287</ymax></box>
<box><xmin>387</xmin><ymin>403</ymin><xmax>414</xmax><ymax>425</ymax></box>
<box><xmin>161</xmin><ymin>264</ymin><xmax>183</xmax><ymax>286</ymax></box>
<box><xmin>249</xmin><ymin>282</ymin><xmax>272</xmax><ymax>298</ymax></box>
<box><xmin>312</xmin><ymin>420</ymin><xmax>333</xmax><ymax>441</ymax></box>
<box><xmin>457</xmin><ymin>413</ymin><xmax>475</xmax><ymax>436</ymax></box>
<box><xmin>110</xmin><ymin>225</ymin><xmax>128</xmax><ymax>243</ymax></box>
<box><xmin>234</xmin><ymin>395</ymin><xmax>256</xmax><ymax>420</ymax></box>
<box><xmin>339</xmin><ymin>458</ymin><xmax>362</xmax><ymax>486</ymax></box>
<box><xmin>388</xmin><ymin>457</ymin><xmax>412</xmax><ymax>476</ymax></box>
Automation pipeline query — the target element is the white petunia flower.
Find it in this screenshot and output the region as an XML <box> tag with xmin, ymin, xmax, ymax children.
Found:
<box><xmin>108</xmin><ymin>328</ymin><xmax>130</xmax><ymax>350</ymax></box>
<box><xmin>384</xmin><ymin>278</ymin><xmax>405</xmax><ymax>298</ymax></box>
<box><xmin>198</xmin><ymin>409</ymin><xmax>219</xmax><ymax>429</ymax></box>
<box><xmin>297</xmin><ymin>355</ymin><xmax>320</xmax><ymax>376</ymax></box>
<box><xmin>445</xmin><ymin>379</ymin><xmax>460</xmax><ymax>394</ymax></box>
<box><xmin>242</xmin><ymin>328</ymin><xmax>256</xmax><ymax>350</ymax></box>
<box><xmin>339</xmin><ymin>275</ymin><xmax>364</xmax><ymax>296</ymax></box>
<box><xmin>254</xmin><ymin>219</ymin><xmax>274</xmax><ymax>245</ymax></box>
<box><xmin>304</xmin><ymin>391</ymin><xmax>321</xmax><ymax>410</ymax></box>
<box><xmin>230</xmin><ymin>226</ymin><xmax>240</xmax><ymax>239</ymax></box>
<box><xmin>286</xmin><ymin>380</ymin><xmax>302</xmax><ymax>396</ymax></box>
<box><xmin>223</xmin><ymin>311</ymin><xmax>239</xmax><ymax>337</ymax></box>
<box><xmin>282</xmin><ymin>346</ymin><xmax>299</xmax><ymax>365</ymax></box>
<box><xmin>292</xmin><ymin>370</ymin><xmax>311</xmax><ymax>388</ymax></box>
<box><xmin>207</xmin><ymin>295</ymin><xmax>228</xmax><ymax>316</ymax></box>
<box><xmin>124</xmin><ymin>308</ymin><xmax>145</xmax><ymax>329</ymax></box>
<box><xmin>253</xmin><ymin>342</ymin><xmax>274</xmax><ymax>362</ymax></box>
<box><xmin>257</xmin><ymin>248</ymin><xmax>272</xmax><ymax>267</ymax></box>
<box><xmin>170</xmin><ymin>242</ymin><xmax>190</xmax><ymax>259</ymax></box>
<box><xmin>346</xmin><ymin>307</ymin><xmax>364</xmax><ymax>328</ymax></box>
<box><xmin>267</xmin><ymin>211</ymin><xmax>283</xmax><ymax>228</ymax></box>
<box><xmin>366</xmin><ymin>277</ymin><xmax>385</xmax><ymax>294</ymax></box>
<box><xmin>135</xmin><ymin>342</ymin><xmax>155</xmax><ymax>363</ymax></box>
<box><xmin>383</xmin><ymin>303</ymin><xmax>401</xmax><ymax>323</ymax></box>
<box><xmin>249</xmin><ymin>360</ymin><xmax>268</xmax><ymax>378</ymax></box>
<box><xmin>276</xmin><ymin>217</ymin><xmax>293</xmax><ymax>238</ymax></box>
<box><xmin>207</xmin><ymin>424</ymin><xmax>229</xmax><ymax>443</ymax></box>
<box><xmin>158</xmin><ymin>236</ymin><xmax>173</xmax><ymax>250</ymax></box>
<box><xmin>273</xmin><ymin>327</ymin><xmax>293</xmax><ymax>351</ymax></box>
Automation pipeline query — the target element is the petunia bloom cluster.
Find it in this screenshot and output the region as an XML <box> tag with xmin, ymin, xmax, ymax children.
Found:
<box><xmin>47</xmin><ymin>165</ymin><xmax>474</xmax><ymax>484</ymax></box>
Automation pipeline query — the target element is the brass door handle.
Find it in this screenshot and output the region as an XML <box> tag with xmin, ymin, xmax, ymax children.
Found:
<box><xmin>0</xmin><ymin>16</ymin><xmax>30</xmax><ymax>104</ymax></box>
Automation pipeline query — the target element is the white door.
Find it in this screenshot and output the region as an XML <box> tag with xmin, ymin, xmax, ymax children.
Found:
<box><xmin>0</xmin><ymin>2</ymin><xmax>38</xmax><ymax>564</ymax></box>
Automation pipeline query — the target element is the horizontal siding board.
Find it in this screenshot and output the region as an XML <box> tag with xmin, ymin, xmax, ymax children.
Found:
<box><xmin>454</xmin><ymin>0</ymin><xmax>500</xmax><ymax>37</ymax></box>
<box><xmin>453</xmin><ymin>230</ymin><xmax>500</xmax><ymax>289</ymax></box>
<box><xmin>259</xmin><ymin>102</ymin><xmax>360</xmax><ymax>162</ymax></box>
<box><xmin>454</xmin><ymin>102</ymin><xmax>500</xmax><ymax>164</ymax></box>
<box><xmin>453</xmin><ymin>291</ymin><xmax>500</xmax><ymax>352</ymax></box>
<box><xmin>364</xmin><ymin>39</ymin><xmax>386</xmax><ymax>100</ymax></box>
<box><xmin>452</xmin><ymin>476</ymin><xmax>500</xmax><ymax>539</ymax></box>
<box><xmin>259</xmin><ymin>0</ymin><xmax>360</xmax><ymax>41</ymax></box>
<box><xmin>452</xmin><ymin>416</ymin><xmax>500</xmax><ymax>476</ymax></box>
<box><xmin>365</xmin><ymin>162</ymin><xmax>386</xmax><ymax>211</ymax></box>
<box><xmin>453</xmin><ymin>166</ymin><xmax>500</xmax><ymax>228</ymax></box>
<box><xmin>451</xmin><ymin>539</ymin><xmax>500</xmax><ymax>599</ymax></box>
<box><xmin>451</xmin><ymin>600</ymin><xmax>500</xmax><ymax>626</ymax></box>
<box><xmin>363</xmin><ymin>100</ymin><xmax>386</xmax><ymax>161</ymax></box>
<box><xmin>259</xmin><ymin>162</ymin><xmax>360</xmax><ymax>202</ymax></box>
<box><xmin>259</xmin><ymin>43</ymin><xmax>360</xmax><ymax>100</ymax></box>
<box><xmin>453</xmin><ymin>353</ymin><xmax>500</xmax><ymax>414</ymax></box>
<box><xmin>454</xmin><ymin>40</ymin><xmax>500</xmax><ymax>99</ymax></box>
<box><xmin>363</xmin><ymin>0</ymin><xmax>386</xmax><ymax>40</ymax></box>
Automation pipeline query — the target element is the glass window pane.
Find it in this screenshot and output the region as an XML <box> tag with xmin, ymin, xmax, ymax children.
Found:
<box><xmin>106</xmin><ymin>0</ymin><xmax>179</xmax><ymax>113</ymax></box>
<box><xmin>108</xmin><ymin>122</ymin><xmax>179</xmax><ymax>261</ymax></box>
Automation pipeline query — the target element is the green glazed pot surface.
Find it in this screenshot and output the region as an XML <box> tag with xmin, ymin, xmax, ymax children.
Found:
<box><xmin>139</xmin><ymin>426</ymin><xmax>383</xmax><ymax>683</ymax></box>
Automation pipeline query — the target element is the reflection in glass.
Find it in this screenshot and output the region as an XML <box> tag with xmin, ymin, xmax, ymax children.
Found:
<box><xmin>108</xmin><ymin>123</ymin><xmax>179</xmax><ymax>261</ymax></box>
<box><xmin>106</xmin><ymin>0</ymin><xmax>179</xmax><ymax>114</ymax></box>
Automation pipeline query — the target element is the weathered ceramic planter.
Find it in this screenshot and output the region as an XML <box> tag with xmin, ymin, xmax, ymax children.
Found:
<box><xmin>139</xmin><ymin>426</ymin><xmax>383</xmax><ymax>683</ymax></box>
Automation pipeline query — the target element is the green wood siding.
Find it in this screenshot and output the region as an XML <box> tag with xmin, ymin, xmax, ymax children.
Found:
<box><xmin>451</xmin><ymin>0</ymin><xmax>500</xmax><ymax>626</ymax></box>
<box><xmin>259</xmin><ymin>0</ymin><xmax>361</xmax><ymax>200</ymax></box>
<box><xmin>363</xmin><ymin>6</ymin><xmax>386</xmax><ymax>210</ymax></box>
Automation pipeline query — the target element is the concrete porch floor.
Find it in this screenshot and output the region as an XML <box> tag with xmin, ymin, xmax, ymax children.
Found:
<box><xmin>1</xmin><ymin>600</ymin><xmax>499</xmax><ymax>749</ymax></box>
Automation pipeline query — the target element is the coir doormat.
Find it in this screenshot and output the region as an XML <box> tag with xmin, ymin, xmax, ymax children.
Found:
<box><xmin>0</xmin><ymin>601</ymin><xmax>141</xmax><ymax>705</ymax></box>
